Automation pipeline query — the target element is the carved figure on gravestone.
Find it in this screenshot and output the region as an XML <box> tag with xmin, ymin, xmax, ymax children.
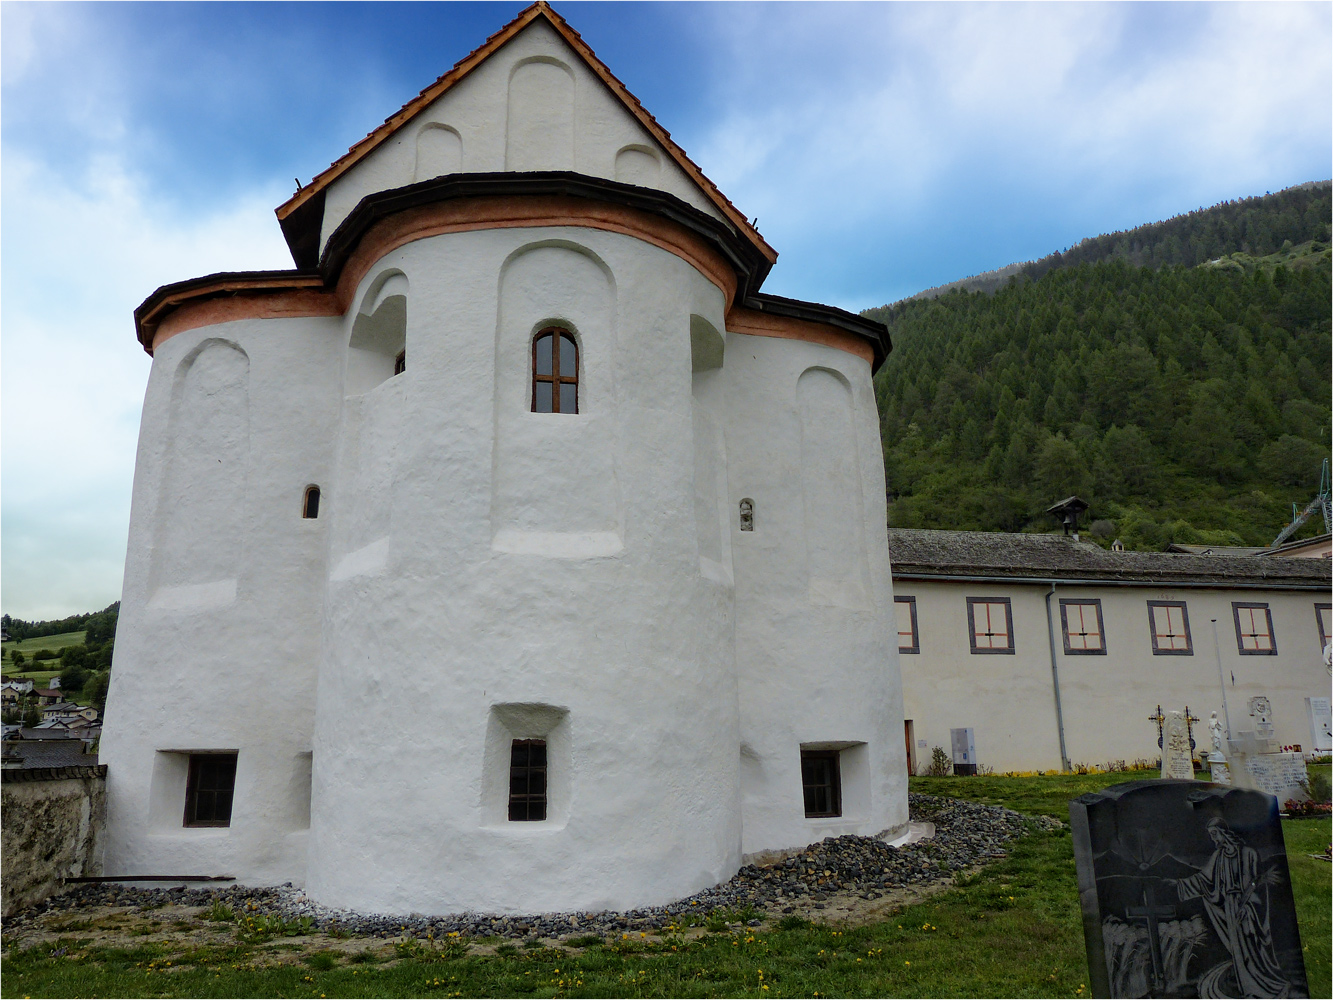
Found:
<box><xmin>1209</xmin><ymin>712</ymin><xmax>1224</xmax><ymax>759</ymax></box>
<box><xmin>1171</xmin><ymin>817</ymin><xmax>1289</xmax><ymax>998</ymax></box>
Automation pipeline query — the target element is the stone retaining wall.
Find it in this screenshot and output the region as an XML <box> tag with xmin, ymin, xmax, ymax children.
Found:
<box><xmin>2</xmin><ymin>765</ymin><xmax>107</xmax><ymax>916</ymax></box>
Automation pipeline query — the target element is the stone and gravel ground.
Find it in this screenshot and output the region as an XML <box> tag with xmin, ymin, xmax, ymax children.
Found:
<box><xmin>5</xmin><ymin>794</ymin><xmax>1058</xmax><ymax>948</ymax></box>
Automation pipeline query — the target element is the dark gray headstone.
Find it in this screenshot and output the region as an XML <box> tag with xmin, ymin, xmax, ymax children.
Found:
<box><xmin>1069</xmin><ymin>779</ymin><xmax>1307</xmax><ymax>999</ymax></box>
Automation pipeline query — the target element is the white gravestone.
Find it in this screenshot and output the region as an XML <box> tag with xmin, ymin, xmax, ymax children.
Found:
<box><xmin>1305</xmin><ymin>696</ymin><xmax>1331</xmax><ymax>752</ymax></box>
<box><xmin>1160</xmin><ymin>710</ymin><xmax>1195</xmax><ymax>780</ymax></box>
<box><xmin>1212</xmin><ymin>732</ymin><xmax>1310</xmax><ymax>805</ymax></box>
<box><xmin>1247</xmin><ymin>695</ymin><xmax>1277</xmax><ymax>752</ymax></box>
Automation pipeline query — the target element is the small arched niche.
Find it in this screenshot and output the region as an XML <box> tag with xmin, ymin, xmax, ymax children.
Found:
<box><xmin>302</xmin><ymin>485</ymin><xmax>321</xmax><ymax>519</ymax></box>
<box><xmin>690</xmin><ymin>314</ymin><xmax>724</xmax><ymax>372</ymax></box>
<box><xmin>415</xmin><ymin>123</ymin><xmax>462</xmax><ymax>182</ymax></box>
<box><xmin>614</xmin><ymin>144</ymin><xmax>660</xmax><ymax>186</ymax></box>
<box><xmin>346</xmin><ymin>272</ymin><xmax>408</xmax><ymax>395</ymax></box>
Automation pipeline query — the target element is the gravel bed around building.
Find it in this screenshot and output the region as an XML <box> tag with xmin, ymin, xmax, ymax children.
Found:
<box><xmin>8</xmin><ymin>793</ymin><xmax>1059</xmax><ymax>940</ymax></box>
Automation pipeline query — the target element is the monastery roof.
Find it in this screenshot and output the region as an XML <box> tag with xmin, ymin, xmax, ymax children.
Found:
<box><xmin>274</xmin><ymin>1</ymin><xmax>775</xmax><ymax>270</ymax></box>
<box><xmin>887</xmin><ymin>528</ymin><xmax>1332</xmax><ymax>589</ymax></box>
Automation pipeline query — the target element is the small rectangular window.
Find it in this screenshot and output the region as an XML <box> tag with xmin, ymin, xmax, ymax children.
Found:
<box><xmin>508</xmin><ymin>739</ymin><xmax>547</xmax><ymax>821</ymax></box>
<box><xmin>895</xmin><ymin>596</ymin><xmax>919</xmax><ymax>654</ymax></box>
<box><xmin>967</xmin><ymin>597</ymin><xmax>1014</xmax><ymax>654</ymax></box>
<box><xmin>1147</xmin><ymin>601</ymin><xmax>1192</xmax><ymax>655</ymax></box>
<box><xmin>801</xmin><ymin>750</ymin><xmax>841</xmax><ymax>818</ymax></box>
<box><xmin>184</xmin><ymin>753</ymin><xmax>238</xmax><ymax>827</ymax></box>
<box><xmin>1059</xmin><ymin>599</ymin><xmax>1105</xmax><ymax>655</ymax></box>
<box><xmin>1233</xmin><ymin>602</ymin><xmax>1276</xmax><ymax>655</ymax></box>
<box><xmin>1317</xmin><ymin>603</ymin><xmax>1332</xmax><ymax>650</ymax></box>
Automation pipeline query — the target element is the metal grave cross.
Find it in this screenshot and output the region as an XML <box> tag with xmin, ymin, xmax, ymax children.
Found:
<box><xmin>1126</xmin><ymin>883</ymin><xmax>1177</xmax><ymax>991</ymax></box>
<box><xmin>1184</xmin><ymin>706</ymin><xmax>1200</xmax><ymax>754</ymax></box>
<box><xmin>1149</xmin><ymin>705</ymin><xmax>1166</xmax><ymax>750</ymax></box>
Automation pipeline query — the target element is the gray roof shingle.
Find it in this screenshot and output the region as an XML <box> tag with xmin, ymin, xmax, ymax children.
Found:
<box><xmin>887</xmin><ymin>529</ymin><xmax>1332</xmax><ymax>589</ymax></box>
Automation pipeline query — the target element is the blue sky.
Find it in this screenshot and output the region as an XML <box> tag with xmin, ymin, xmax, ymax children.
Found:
<box><xmin>2</xmin><ymin>1</ymin><xmax>1330</xmax><ymax>619</ymax></box>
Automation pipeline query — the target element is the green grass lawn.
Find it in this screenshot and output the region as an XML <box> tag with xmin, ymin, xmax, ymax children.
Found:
<box><xmin>4</xmin><ymin>772</ymin><xmax>1328</xmax><ymax>998</ymax></box>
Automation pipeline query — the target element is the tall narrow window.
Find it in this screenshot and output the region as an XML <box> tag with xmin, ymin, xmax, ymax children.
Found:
<box><xmin>532</xmin><ymin>328</ymin><xmax>578</xmax><ymax>413</ymax></box>
<box><xmin>801</xmin><ymin>750</ymin><xmax>841</xmax><ymax>818</ymax></box>
<box><xmin>967</xmin><ymin>597</ymin><xmax>1014</xmax><ymax>653</ymax></box>
<box><xmin>508</xmin><ymin>739</ymin><xmax>547</xmax><ymax>821</ymax></box>
<box><xmin>895</xmin><ymin>596</ymin><xmax>919</xmax><ymax>653</ymax></box>
<box><xmin>1059</xmin><ymin>599</ymin><xmax>1105</xmax><ymax>654</ymax></box>
<box><xmin>1147</xmin><ymin>601</ymin><xmax>1192</xmax><ymax>654</ymax></box>
<box><xmin>394</xmin><ymin>350</ymin><xmax>406</xmax><ymax>376</ymax></box>
<box><xmin>184</xmin><ymin>753</ymin><xmax>238</xmax><ymax>827</ymax></box>
<box><xmin>1233</xmin><ymin>603</ymin><xmax>1276</xmax><ymax>655</ymax></box>
<box><xmin>302</xmin><ymin>486</ymin><xmax>321</xmax><ymax>519</ymax></box>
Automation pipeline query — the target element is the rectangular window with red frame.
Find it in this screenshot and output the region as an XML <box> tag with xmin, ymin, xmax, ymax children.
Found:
<box><xmin>967</xmin><ymin>597</ymin><xmax>1014</xmax><ymax>654</ymax></box>
<box><xmin>1232</xmin><ymin>602</ymin><xmax>1277</xmax><ymax>655</ymax></box>
<box><xmin>1147</xmin><ymin>601</ymin><xmax>1192</xmax><ymax>655</ymax></box>
<box><xmin>1060</xmin><ymin>599</ymin><xmax>1106</xmax><ymax>654</ymax></box>
<box><xmin>895</xmin><ymin>596</ymin><xmax>919</xmax><ymax>653</ymax></box>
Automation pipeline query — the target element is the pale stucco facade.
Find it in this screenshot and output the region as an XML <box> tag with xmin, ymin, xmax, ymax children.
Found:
<box><xmin>891</xmin><ymin>529</ymin><xmax>1331</xmax><ymax>774</ymax></box>
<box><xmin>99</xmin><ymin>3</ymin><xmax>906</xmax><ymax>915</ymax></box>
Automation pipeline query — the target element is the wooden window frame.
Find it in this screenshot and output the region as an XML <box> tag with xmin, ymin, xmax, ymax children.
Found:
<box><xmin>1059</xmin><ymin>598</ymin><xmax>1106</xmax><ymax>655</ymax></box>
<box><xmin>302</xmin><ymin>485</ymin><xmax>321</xmax><ymax>519</ymax></box>
<box><xmin>895</xmin><ymin>596</ymin><xmax>919</xmax><ymax>654</ymax></box>
<box><xmin>966</xmin><ymin>597</ymin><xmax>1014</xmax><ymax>654</ymax></box>
<box><xmin>531</xmin><ymin>328</ymin><xmax>579</xmax><ymax>414</ymax></box>
<box><xmin>800</xmin><ymin>750</ymin><xmax>842</xmax><ymax>818</ymax></box>
<box><xmin>1232</xmin><ymin>602</ymin><xmax>1277</xmax><ymax>656</ymax></box>
<box><xmin>1147</xmin><ymin>601</ymin><xmax>1192</xmax><ymax>655</ymax></box>
<box><xmin>1316</xmin><ymin>603</ymin><xmax>1332</xmax><ymax>649</ymax></box>
<box><xmin>507</xmin><ymin>739</ymin><xmax>548</xmax><ymax>822</ymax></box>
<box><xmin>184</xmin><ymin>753</ymin><xmax>238</xmax><ymax>828</ymax></box>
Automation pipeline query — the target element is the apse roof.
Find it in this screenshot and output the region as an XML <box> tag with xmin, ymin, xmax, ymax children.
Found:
<box><xmin>274</xmin><ymin>2</ymin><xmax>776</xmax><ymax>269</ymax></box>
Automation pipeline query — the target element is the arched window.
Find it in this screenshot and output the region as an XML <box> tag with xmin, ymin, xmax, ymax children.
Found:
<box><xmin>302</xmin><ymin>486</ymin><xmax>321</xmax><ymax>519</ymax></box>
<box><xmin>532</xmin><ymin>328</ymin><xmax>578</xmax><ymax>413</ymax></box>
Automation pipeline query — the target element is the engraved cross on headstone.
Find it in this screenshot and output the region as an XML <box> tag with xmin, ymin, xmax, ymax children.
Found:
<box><xmin>1126</xmin><ymin>883</ymin><xmax>1177</xmax><ymax>992</ymax></box>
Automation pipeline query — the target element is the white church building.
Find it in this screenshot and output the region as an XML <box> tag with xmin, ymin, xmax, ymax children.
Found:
<box><xmin>100</xmin><ymin>3</ymin><xmax>906</xmax><ymax>916</ymax></box>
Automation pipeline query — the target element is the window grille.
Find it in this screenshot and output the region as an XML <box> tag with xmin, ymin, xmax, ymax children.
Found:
<box><xmin>508</xmin><ymin>739</ymin><xmax>547</xmax><ymax>821</ymax></box>
<box><xmin>801</xmin><ymin>750</ymin><xmax>841</xmax><ymax>818</ymax></box>
<box><xmin>184</xmin><ymin>753</ymin><xmax>238</xmax><ymax>827</ymax></box>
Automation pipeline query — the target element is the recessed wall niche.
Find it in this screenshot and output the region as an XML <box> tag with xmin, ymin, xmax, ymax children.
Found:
<box><xmin>346</xmin><ymin>272</ymin><xmax>408</xmax><ymax>396</ymax></box>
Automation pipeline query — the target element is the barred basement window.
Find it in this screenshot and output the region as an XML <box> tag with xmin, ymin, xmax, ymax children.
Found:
<box><xmin>302</xmin><ymin>485</ymin><xmax>321</xmax><ymax>519</ymax></box>
<box><xmin>532</xmin><ymin>328</ymin><xmax>578</xmax><ymax>413</ymax></box>
<box><xmin>508</xmin><ymin>739</ymin><xmax>547</xmax><ymax>821</ymax></box>
<box><xmin>1147</xmin><ymin>601</ymin><xmax>1192</xmax><ymax>655</ymax></box>
<box><xmin>801</xmin><ymin>749</ymin><xmax>841</xmax><ymax>818</ymax></box>
<box><xmin>1233</xmin><ymin>602</ymin><xmax>1277</xmax><ymax>655</ymax></box>
<box><xmin>184</xmin><ymin>753</ymin><xmax>238</xmax><ymax>827</ymax></box>
<box><xmin>1059</xmin><ymin>599</ymin><xmax>1105</xmax><ymax>655</ymax></box>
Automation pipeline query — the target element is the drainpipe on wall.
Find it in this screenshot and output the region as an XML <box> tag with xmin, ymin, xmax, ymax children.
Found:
<box><xmin>1044</xmin><ymin>583</ymin><xmax>1072</xmax><ymax>772</ymax></box>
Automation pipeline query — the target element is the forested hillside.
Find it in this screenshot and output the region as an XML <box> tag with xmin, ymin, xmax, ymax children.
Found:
<box><xmin>865</xmin><ymin>240</ymin><xmax>1331</xmax><ymax>550</ymax></box>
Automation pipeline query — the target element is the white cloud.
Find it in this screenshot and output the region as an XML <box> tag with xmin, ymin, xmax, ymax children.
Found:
<box><xmin>1</xmin><ymin>150</ymin><xmax>291</xmax><ymax>618</ymax></box>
